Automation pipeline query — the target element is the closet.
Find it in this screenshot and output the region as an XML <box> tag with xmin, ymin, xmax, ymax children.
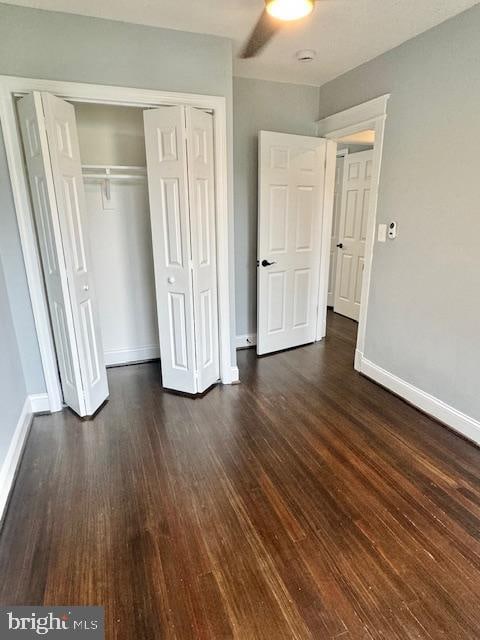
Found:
<box><xmin>17</xmin><ymin>92</ymin><xmax>220</xmax><ymax>417</ymax></box>
<box><xmin>75</xmin><ymin>103</ymin><xmax>160</xmax><ymax>367</ymax></box>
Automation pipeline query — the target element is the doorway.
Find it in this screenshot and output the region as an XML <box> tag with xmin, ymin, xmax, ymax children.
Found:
<box><xmin>17</xmin><ymin>92</ymin><xmax>221</xmax><ymax>413</ymax></box>
<box><xmin>256</xmin><ymin>131</ymin><xmax>336</xmax><ymax>356</ymax></box>
<box><xmin>76</xmin><ymin>103</ymin><xmax>158</xmax><ymax>368</ymax></box>
<box><xmin>328</xmin><ymin>131</ymin><xmax>375</xmax><ymax>323</ymax></box>
<box><xmin>316</xmin><ymin>94</ymin><xmax>390</xmax><ymax>371</ymax></box>
<box><xmin>0</xmin><ymin>75</ymin><xmax>236</xmax><ymax>415</ymax></box>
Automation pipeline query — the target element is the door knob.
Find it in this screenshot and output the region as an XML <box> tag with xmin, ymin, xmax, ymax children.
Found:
<box><xmin>261</xmin><ymin>259</ymin><xmax>276</xmax><ymax>267</ymax></box>
<box><xmin>83</xmin><ymin>285</ymin><xmax>89</xmax><ymax>291</ymax></box>
<box><xmin>336</xmin><ymin>243</ymin><xmax>344</xmax><ymax>249</ymax></box>
<box><xmin>167</xmin><ymin>276</ymin><xmax>176</xmax><ymax>284</ymax></box>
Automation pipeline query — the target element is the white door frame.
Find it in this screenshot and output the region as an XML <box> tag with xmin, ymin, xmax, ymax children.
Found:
<box><xmin>315</xmin><ymin>94</ymin><xmax>390</xmax><ymax>369</ymax></box>
<box><xmin>0</xmin><ymin>75</ymin><xmax>237</xmax><ymax>412</ymax></box>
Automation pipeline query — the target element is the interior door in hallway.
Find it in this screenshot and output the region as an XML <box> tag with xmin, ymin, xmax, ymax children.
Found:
<box><xmin>334</xmin><ymin>149</ymin><xmax>373</xmax><ymax>321</ymax></box>
<box><xmin>328</xmin><ymin>154</ymin><xmax>345</xmax><ymax>307</ymax></box>
<box><xmin>257</xmin><ymin>131</ymin><xmax>335</xmax><ymax>355</ymax></box>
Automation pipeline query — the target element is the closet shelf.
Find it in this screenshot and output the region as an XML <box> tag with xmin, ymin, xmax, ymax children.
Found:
<box><xmin>82</xmin><ymin>164</ymin><xmax>147</xmax><ymax>180</ymax></box>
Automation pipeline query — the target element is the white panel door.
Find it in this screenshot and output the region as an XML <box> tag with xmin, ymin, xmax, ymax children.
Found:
<box><xmin>334</xmin><ymin>149</ymin><xmax>373</xmax><ymax>321</ymax></box>
<box><xmin>327</xmin><ymin>155</ymin><xmax>345</xmax><ymax>306</ymax></box>
<box><xmin>18</xmin><ymin>92</ymin><xmax>109</xmax><ymax>416</ymax></box>
<box><xmin>185</xmin><ymin>107</ymin><xmax>220</xmax><ymax>392</ymax></box>
<box><xmin>144</xmin><ymin>105</ymin><xmax>198</xmax><ymax>394</ymax></box>
<box><xmin>257</xmin><ymin>131</ymin><xmax>328</xmax><ymax>355</ymax></box>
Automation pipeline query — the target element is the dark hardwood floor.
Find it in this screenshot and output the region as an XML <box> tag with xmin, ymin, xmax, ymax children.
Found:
<box><xmin>1</xmin><ymin>311</ymin><xmax>480</xmax><ymax>639</ymax></box>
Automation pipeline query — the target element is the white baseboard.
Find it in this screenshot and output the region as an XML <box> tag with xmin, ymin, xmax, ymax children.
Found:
<box><xmin>29</xmin><ymin>392</ymin><xmax>50</xmax><ymax>413</ymax></box>
<box><xmin>354</xmin><ymin>348</ymin><xmax>363</xmax><ymax>371</ymax></box>
<box><xmin>0</xmin><ymin>397</ymin><xmax>33</xmax><ymax>523</ymax></box>
<box><xmin>229</xmin><ymin>366</ymin><xmax>240</xmax><ymax>383</ymax></box>
<box><xmin>105</xmin><ymin>344</ymin><xmax>160</xmax><ymax>367</ymax></box>
<box><xmin>358</xmin><ymin>355</ymin><xmax>480</xmax><ymax>446</ymax></box>
<box><xmin>236</xmin><ymin>334</ymin><xmax>256</xmax><ymax>349</ymax></box>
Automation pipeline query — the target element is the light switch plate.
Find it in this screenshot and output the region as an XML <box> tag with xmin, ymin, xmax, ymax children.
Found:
<box><xmin>377</xmin><ymin>223</ymin><xmax>387</xmax><ymax>242</ymax></box>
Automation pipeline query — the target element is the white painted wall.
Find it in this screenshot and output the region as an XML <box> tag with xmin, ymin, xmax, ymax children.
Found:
<box><xmin>77</xmin><ymin>103</ymin><xmax>159</xmax><ymax>366</ymax></box>
<box><xmin>75</xmin><ymin>103</ymin><xmax>146</xmax><ymax>167</ymax></box>
<box><xmin>84</xmin><ymin>182</ymin><xmax>159</xmax><ymax>366</ymax></box>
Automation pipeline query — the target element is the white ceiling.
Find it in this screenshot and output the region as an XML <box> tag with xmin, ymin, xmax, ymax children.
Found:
<box><xmin>6</xmin><ymin>0</ymin><xmax>479</xmax><ymax>85</ymax></box>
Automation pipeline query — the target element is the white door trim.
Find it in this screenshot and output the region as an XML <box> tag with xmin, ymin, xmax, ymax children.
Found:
<box><xmin>0</xmin><ymin>75</ymin><xmax>236</xmax><ymax>412</ymax></box>
<box><xmin>315</xmin><ymin>94</ymin><xmax>390</xmax><ymax>366</ymax></box>
<box><xmin>314</xmin><ymin>139</ymin><xmax>337</xmax><ymax>341</ymax></box>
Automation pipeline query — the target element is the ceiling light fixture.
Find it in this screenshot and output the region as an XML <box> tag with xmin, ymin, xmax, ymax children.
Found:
<box><xmin>265</xmin><ymin>0</ymin><xmax>314</xmax><ymax>22</ymax></box>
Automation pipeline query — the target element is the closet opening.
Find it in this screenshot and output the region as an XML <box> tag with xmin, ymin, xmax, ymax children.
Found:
<box><xmin>15</xmin><ymin>90</ymin><xmax>223</xmax><ymax>417</ymax></box>
<box><xmin>75</xmin><ymin>103</ymin><xmax>159</xmax><ymax>369</ymax></box>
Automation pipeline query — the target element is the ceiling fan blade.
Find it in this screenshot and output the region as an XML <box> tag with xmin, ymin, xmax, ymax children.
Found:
<box><xmin>239</xmin><ymin>10</ymin><xmax>281</xmax><ymax>59</ymax></box>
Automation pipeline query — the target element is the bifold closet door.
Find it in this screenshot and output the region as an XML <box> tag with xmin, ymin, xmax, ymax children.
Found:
<box><xmin>144</xmin><ymin>105</ymin><xmax>219</xmax><ymax>394</ymax></box>
<box><xmin>18</xmin><ymin>91</ymin><xmax>109</xmax><ymax>417</ymax></box>
<box><xmin>185</xmin><ymin>107</ymin><xmax>220</xmax><ymax>392</ymax></box>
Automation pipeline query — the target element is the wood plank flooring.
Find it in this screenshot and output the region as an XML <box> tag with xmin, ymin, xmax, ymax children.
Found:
<box><xmin>1</xmin><ymin>311</ymin><xmax>480</xmax><ymax>639</ymax></box>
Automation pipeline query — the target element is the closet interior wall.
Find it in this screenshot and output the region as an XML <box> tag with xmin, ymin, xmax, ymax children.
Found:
<box><xmin>75</xmin><ymin>103</ymin><xmax>159</xmax><ymax>367</ymax></box>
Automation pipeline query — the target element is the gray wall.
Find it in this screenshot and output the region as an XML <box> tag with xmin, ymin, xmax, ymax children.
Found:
<box><xmin>0</xmin><ymin>125</ymin><xmax>44</xmax><ymax>393</ymax></box>
<box><xmin>233</xmin><ymin>76</ymin><xmax>320</xmax><ymax>337</ymax></box>
<box><xmin>0</xmin><ymin>2</ymin><xmax>235</xmax><ymax>392</ymax></box>
<box><xmin>0</xmin><ymin>4</ymin><xmax>231</xmax><ymax>95</ymax></box>
<box><xmin>0</xmin><ymin>258</ymin><xmax>27</xmax><ymax>467</ymax></box>
<box><xmin>319</xmin><ymin>5</ymin><xmax>480</xmax><ymax>421</ymax></box>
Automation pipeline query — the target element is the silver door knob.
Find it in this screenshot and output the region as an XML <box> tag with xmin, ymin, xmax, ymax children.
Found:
<box><xmin>167</xmin><ymin>277</ymin><xmax>175</xmax><ymax>284</ymax></box>
<box><xmin>83</xmin><ymin>285</ymin><xmax>89</xmax><ymax>291</ymax></box>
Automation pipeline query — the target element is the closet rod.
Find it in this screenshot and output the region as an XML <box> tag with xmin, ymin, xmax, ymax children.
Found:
<box><xmin>82</xmin><ymin>164</ymin><xmax>146</xmax><ymax>171</ymax></box>
<box><xmin>82</xmin><ymin>173</ymin><xmax>147</xmax><ymax>180</ymax></box>
<box><xmin>81</xmin><ymin>165</ymin><xmax>147</xmax><ymax>200</ymax></box>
